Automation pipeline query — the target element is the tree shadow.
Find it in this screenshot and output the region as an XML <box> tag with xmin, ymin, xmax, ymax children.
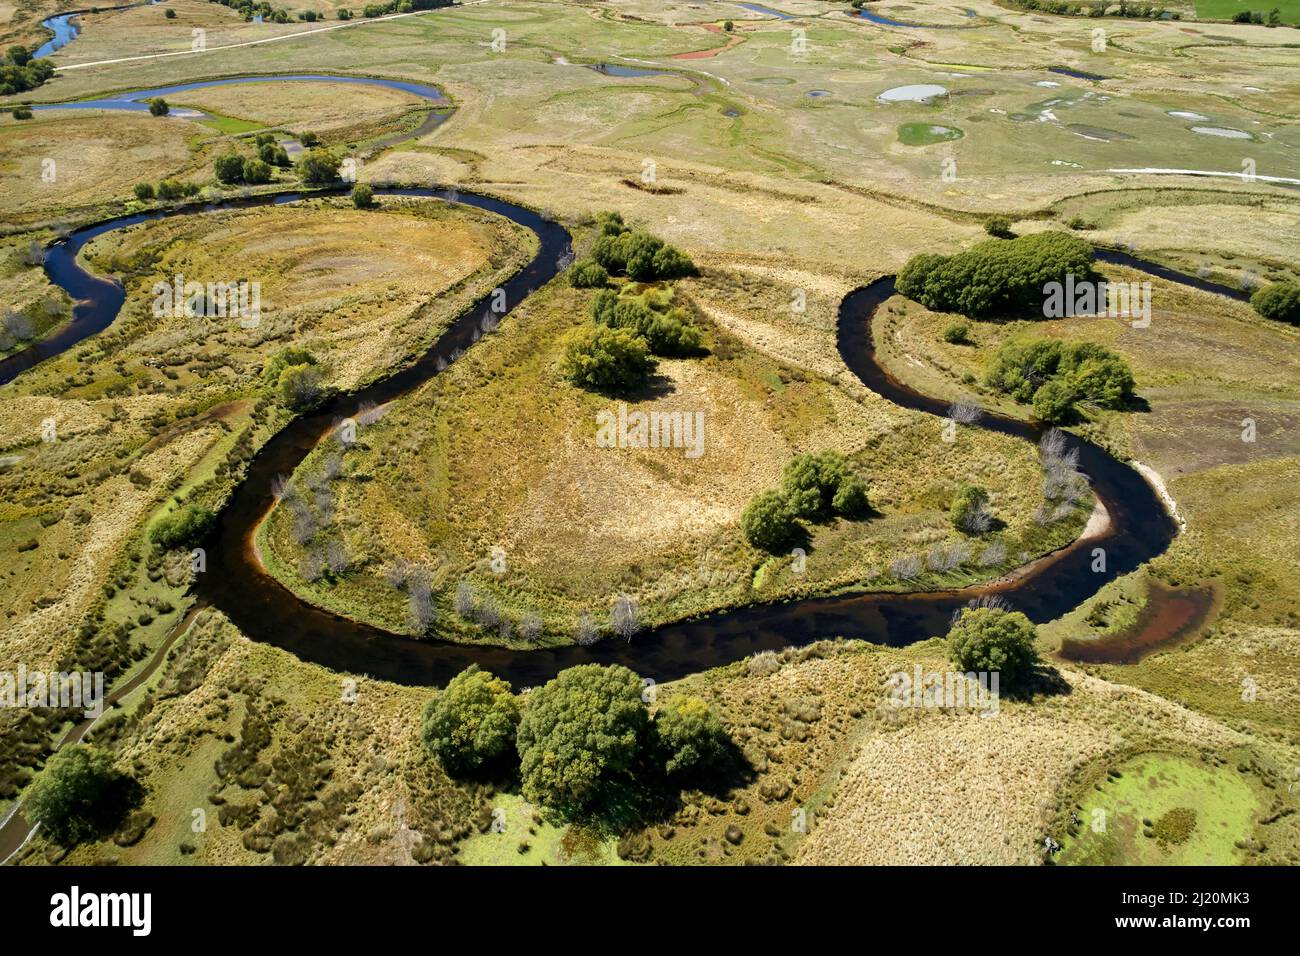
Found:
<box><xmin>1002</xmin><ymin>662</ymin><xmax>1073</xmax><ymax>703</ymax></box>
<box><xmin>578</xmin><ymin>736</ymin><xmax>756</xmax><ymax>839</ymax></box>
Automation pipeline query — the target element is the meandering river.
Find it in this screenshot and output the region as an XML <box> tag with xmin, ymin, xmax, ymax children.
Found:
<box><xmin>14</xmin><ymin>185</ymin><xmax>1235</xmax><ymax>689</ymax></box>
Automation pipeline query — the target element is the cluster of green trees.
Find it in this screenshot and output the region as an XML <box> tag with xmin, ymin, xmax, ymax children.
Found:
<box><xmin>590</xmin><ymin>289</ymin><xmax>701</xmax><ymax>356</ymax></box>
<box><xmin>1</xmin><ymin>46</ymin><xmax>54</xmax><ymax>96</ymax></box>
<box><xmin>741</xmin><ymin>450</ymin><xmax>869</xmax><ymax>552</ymax></box>
<box><xmin>133</xmin><ymin>178</ymin><xmax>202</xmax><ymax>202</ymax></box>
<box><xmin>985</xmin><ymin>338</ymin><xmax>1134</xmax><ymax>423</ymax></box>
<box><xmin>947</xmin><ymin>606</ymin><xmax>1040</xmax><ymax>689</ymax></box>
<box><xmin>585</xmin><ymin>211</ymin><xmax>696</xmax><ymax>282</ymax></box>
<box><xmin>265</xmin><ymin>346</ymin><xmax>328</xmax><ymax>410</ymax></box>
<box><xmin>897</xmin><ymin>232</ymin><xmax>1096</xmax><ymax>320</ymax></box>
<box><xmin>421</xmin><ymin>663</ymin><xmax>732</xmax><ymax>816</ymax></box>
<box><xmin>562</xmin><ymin>212</ymin><xmax>703</xmax><ymax>391</ymax></box>
<box><xmin>214</xmin><ymin>151</ymin><xmax>273</xmax><ymax>186</ymax></box>
<box><xmin>1002</xmin><ymin>0</ymin><xmax>1180</xmax><ymax>18</ymax></box>
<box><xmin>1250</xmin><ymin>282</ymin><xmax>1300</xmax><ymax>325</ymax></box>
<box><xmin>1231</xmin><ymin>8</ymin><xmax>1285</xmax><ymax>25</ymax></box>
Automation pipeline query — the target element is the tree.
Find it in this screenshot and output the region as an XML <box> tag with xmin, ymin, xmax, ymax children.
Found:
<box><xmin>25</xmin><ymin>745</ymin><xmax>129</xmax><ymax>845</ymax></box>
<box><xmin>516</xmin><ymin>664</ymin><xmax>648</xmax><ymax>814</ymax></box>
<box><xmin>6</xmin><ymin>45</ymin><xmax>30</xmax><ymax>67</ymax></box>
<box><xmin>1250</xmin><ymin>282</ymin><xmax>1300</xmax><ymax>325</ymax></box>
<box><xmin>655</xmin><ymin>695</ymin><xmax>730</xmax><ymax>779</ymax></box>
<box><xmin>148</xmin><ymin>97</ymin><xmax>169</xmax><ymax>116</ymax></box>
<box><xmin>560</xmin><ymin>324</ymin><xmax>655</xmax><ymax>391</ymax></box>
<box><xmin>949</xmin><ymin>484</ymin><xmax>991</xmax><ymax>534</ymax></box>
<box><xmin>242</xmin><ymin>158</ymin><xmax>272</xmax><ymax>184</ymax></box>
<box><xmin>149</xmin><ymin>503</ymin><xmax>216</xmax><ymax>549</ymax></box>
<box><xmin>263</xmin><ymin>345</ymin><xmax>317</xmax><ymax>384</ymax></box>
<box><xmin>259</xmin><ymin>141</ymin><xmax>290</xmax><ymax>166</ymax></box>
<box><xmin>780</xmin><ymin>450</ymin><xmax>868</xmax><ymax>521</ymax></box>
<box><xmin>569</xmin><ymin>259</ymin><xmax>609</xmax><ymax>288</ymax></box>
<box><xmin>277</xmin><ymin>363</ymin><xmax>327</xmax><ymax>410</ymax></box>
<box><xmin>213</xmin><ymin>152</ymin><xmax>245</xmax><ymax>184</ymax></box>
<box><xmin>420</xmin><ymin>665</ymin><xmax>520</xmax><ymax>776</ymax></box>
<box><xmin>741</xmin><ymin>489</ymin><xmax>797</xmax><ymax>552</ymax></box>
<box><xmin>351</xmin><ymin>183</ymin><xmax>375</xmax><ymax>208</ymax></box>
<box><xmin>610</xmin><ymin>594</ymin><xmax>640</xmax><ymax>641</ymax></box>
<box><xmin>1032</xmin><ymin>376</ymin><xmax>1079</xmax><ymax>423</ymax></box>
<box><xmin>947</xmin><ymin>606</ymin><xmax>1039</xmax><ymax>687</ymax></box>
<box><xmin>296</xmin><ymin>148</ymin><xmax>341</xmax><ymax>184</ymax></box>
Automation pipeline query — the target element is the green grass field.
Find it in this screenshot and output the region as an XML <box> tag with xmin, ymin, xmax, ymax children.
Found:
<box><xmin>1194</xmin><ymin>0</ymin><xmax>1300</xmax><ymax>23</ymax></box>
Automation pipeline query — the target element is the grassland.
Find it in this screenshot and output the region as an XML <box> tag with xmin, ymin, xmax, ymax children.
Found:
<box><xmin>257</xmin><ymin>217</ymin><xmax>1088</xmax><ymax>644</ymax></box>
<box><xmin>0</xmin><ymin>198</ymin><xmax>526</xmax><ymax>807</ymax></box>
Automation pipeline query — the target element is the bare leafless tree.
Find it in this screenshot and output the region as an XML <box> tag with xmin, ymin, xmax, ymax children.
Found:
<box><xmin>519</xmin><ymin>613</ymin><xmax>543</xmax><ymax>643</ymax></box>
<box><xmin>575</xmin><ymin>612</ymin><xmax>601</xmax><ymax>646</ymax></box>
<box><xmin>610</xmin><ymin>594</ymin><xmax>640</xmax><ymax>642</ymax></box>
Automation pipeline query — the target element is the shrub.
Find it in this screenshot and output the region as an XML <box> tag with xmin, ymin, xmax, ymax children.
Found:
<box><xmin>156</xmin><ymin>179</ymin><xmax>186</xmax><ymax>200</ymax></box>
<box><xmin>569</xmin><ymin>259</ymin><xmax>609</xmax><ymax>288</ymax></box>
<box><xmin>12</xmin><ymin>106</ymin><xmax>32</xmax><ymax>119</ymax></box>
<box><xmin>295</xmin><ymin>148</ymin><xmax>341</xmax><ymax>184</ymax></box>
<box><xmin>655</xmin><ymin>696</ymin><xmax>730</xmax><ymax>779</ymax></box>
<box><xmin>337</xmin><ymin>7</ymin><xmax>352</xmax><ymax>18</ymax></box>
<box><xmin>1250</xmin><ymin>282</ymin><xmax>1300</xmax><ymax>325</ymax></box>
<box><xmin>946</xmin><ymin>607</ymin><xmax>1039</xmax><ymax>687</ymax></box>
<box><xmin>592</xmin><ymin>292</ymin><xmax>701</xmax><ymax>356</ymax></box>
<box><xmin>941</xmin><ymin>320</ymin><xmax>971</xmax><ymax>344</ymax></box>
<box><xmin>164</xmin><ymin>7</ymin><xmax>176</xmax><ymax>17</ymax></box>
<box><xmin>263</xmin><ymin>346</ymin><xmax>317</xmax><ymax>384</ymax></box>
<box><xmin>949</xmin><ymin>484</ymin><xmax>991</xmax><ymax>534</ymax></box>
<box><xmin>560</xmin><ymin>324</ymin><xmax>654</xmax><ymax>391</ymax></box>
<box><xmin>984</xmin><ymin>216</ymin><xmax>1015</xmax><ymax>239</ymax></box>
<box><xmin>25</xmin><ymin>745</ymin><xmax>129</xmax><ymax>845</ymax></box>
<box><xmin>420</xmin><ymin>665</ymin><xmax>520</xmax><ymax>776</ymax></box>
<box><xmin>150</xmin><ymin>504</ymin><xmax>216</xmax><ymax>549</ymax></box>
<box><xmin>741</xmin><ymin>489</ymin><xmax>797</xmax><ymax>553</ymax></box>
<box><xmin>897</xmin><ymin>232</ymin><xmax>1095</xmax><ymax>319</ymax></box>
<box><xmin>516</xmin><ymin>664</ymin><xmax>649</xmax><ymax>815</ymax></box>
<box><xmin>352</xmin><ymin>183</ymin><xmax>375</xmax><ymax>208</ymax></box>
<box><xmin>277</xmin><ymin>363</ymin><xmax>327</xmax><ymax>410</ymax></box>
<box><xmin>780</xmin><ymin>450</ymin><xmax>868</xmax><ymax>521</ymax></box>
<box><xmin>148</xmin><ymin>97</ymin><xmax>169</xmax><ymax>116</ymax></box>
<box><xmin>133</xmin><ymin>182</ymin><xmax>155</xmax><ymax>201</ymax></box>
<box><xmin>213</xmin><ymin>152</ymin><xmax>245</xmax><ymax>184</ymax></box>
<box><xmin>299</xmin><ymin>131</ymin><xmax>320</xmax><ymax>147</ymax></box>
<box><xmin>242</xmin><ymin>158</ymin><xmax>272</xmax><ymax>185</ymax></box>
